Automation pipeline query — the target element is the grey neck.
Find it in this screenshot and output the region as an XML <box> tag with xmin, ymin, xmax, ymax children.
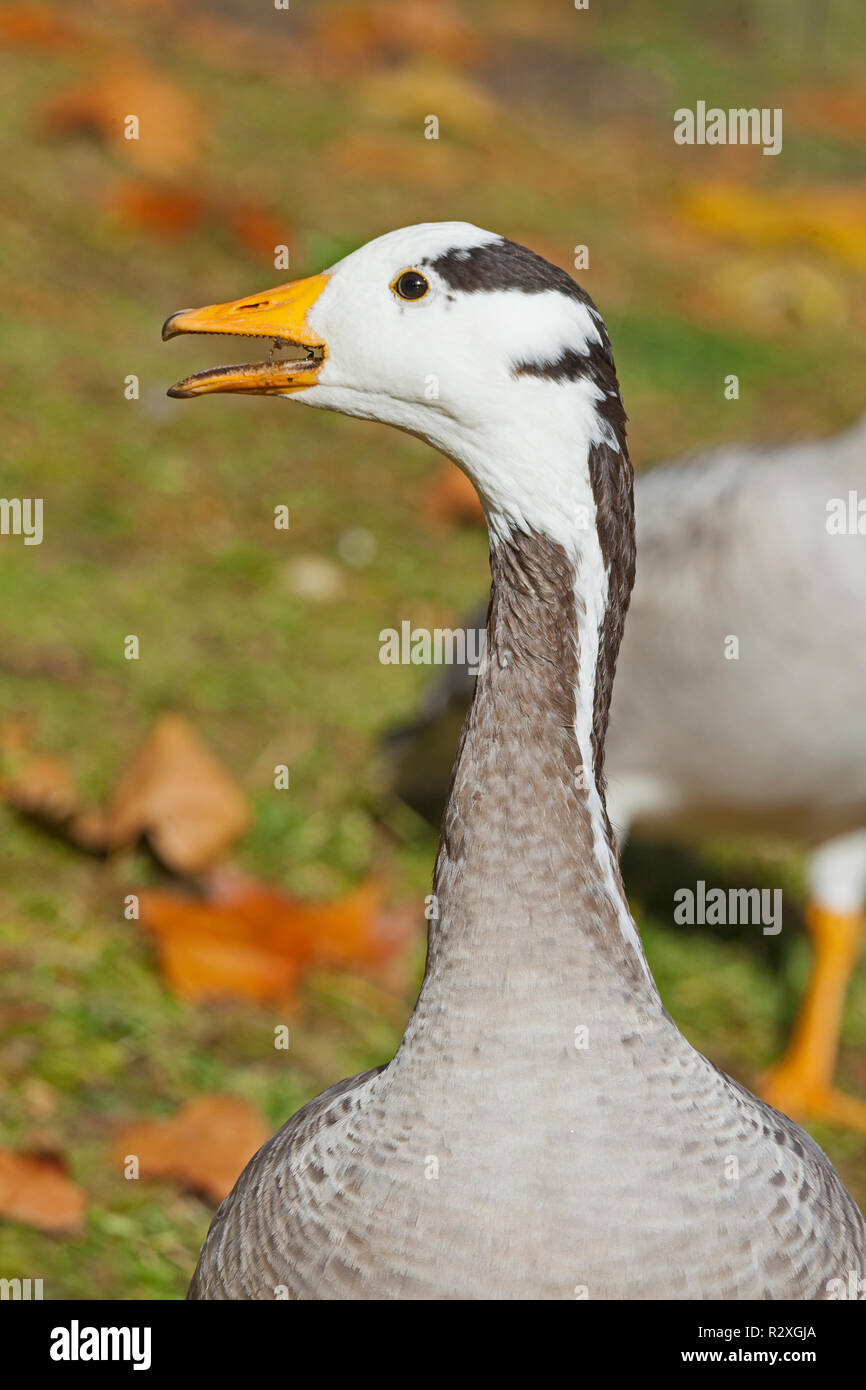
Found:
<box><xmin>398</xmin><ymin>528</ymin><xmax>658</xmax><ymax>1068</ymax></box>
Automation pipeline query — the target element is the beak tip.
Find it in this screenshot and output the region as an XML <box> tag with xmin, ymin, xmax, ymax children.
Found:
<box><xmin>167</xmin><ymin>383</ymin><xmax>192</xmax><ymax>399</ymax></box>
<box><xmin>161</xmin><ymin>312</ymin><xmax>186</xmax><ymax>342</ymax></box>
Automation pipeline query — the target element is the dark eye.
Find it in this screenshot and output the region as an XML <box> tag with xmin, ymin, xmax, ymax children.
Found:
<box><xmin>393</xmin><ymin>270</ymin><xmax>429</xmax><ymax>301</ymax></box>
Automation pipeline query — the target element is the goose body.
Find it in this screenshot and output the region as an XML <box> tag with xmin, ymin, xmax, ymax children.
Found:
<box><xmin>607</xmin><ymin>416</ymin><xmax>866</xmax><ymax>850</ymax></box>
<box><xmin>164</xmin><ymin>224</ymin><xmax>866</xmax><ymax>1299</ymax></box>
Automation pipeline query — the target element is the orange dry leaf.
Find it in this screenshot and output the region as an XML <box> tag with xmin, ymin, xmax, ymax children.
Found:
<box><xmin>113</xmin><ymin>1095</ymin><xmax>268</xmax><ymax>1203</ymax></box>
<box><xmin>0</xmin><ymin>731</ymin><xmax>79</xmax><ymax>822</ymax></box>
<box><xmin>109</xmin><ymin>180</ymin><xmax>208</xmax><ymax>239</ymax></box>
<box><xmin>0</xmin><ymin>1149</ymin><xmax>85</xmax><ymax>1232</ymax></box>
<box><xmin>224</xmin><ymin>202</ymin><xmax>289</xmax><ymax>260</ymax></box>
<box><xmin>109</xmin><ymin>178</ymin><xmax>288</xmax><ymax>257</ymax></box>
<box><xmin>785</xmin><ymin>85</ymin><xmax>866</xmax><ymax>139</ymax></box>
<box><xmin>309</xmin><ymin>0</ymin><xmax>482</xmax><ymax>74</ymax></box>
<box><xmin>40</xmin><ymin>62</ymin><xmax>203</xmax><ymax>177</ymax></box>
<box><xmin>0</xmin><ymin>718</ymin><xmax>109</xmax><ymax>852</ymax></box>
<box><xmin>137</xmin><ymin>875</ymin><xmax>412</xmax><ymax>1003</ymax></box>
<box><xmin>0</xmin><ymin>4</ymin><xmax>83</xmax><ymax>50</ymax></box>
<box><xmin>108</xmin><ymin>714</ymin><xmax>252</xmax><ymax>874</ymax></box>
<box><xmin>0</xmin><ymin>714</ymin><xmax>251</xmax><ymax>872</ymax></box>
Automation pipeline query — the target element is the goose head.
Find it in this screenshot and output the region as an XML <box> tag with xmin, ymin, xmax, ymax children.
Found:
<box><xmin>163</xmin><ymin>222</ymin><xmax>629</xmax><ymax>554</ymax></box>
<box><xmin>165</xmin><ymin>225</ymin><xmax>642</xmax><ymax>978</ymax></box>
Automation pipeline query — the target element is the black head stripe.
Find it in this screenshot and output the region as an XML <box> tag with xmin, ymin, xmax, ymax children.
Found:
<box><xmin>422</xmin><ymin>237</ymin><xmax>595</xmax><ymax>304</ymax></box>
<box><xmin>434</xmin><ymin>240</ymin><xmax>627</xmax><ymax>458</ymax></box>
<box><xmin>512</xmin><ymin>319</ymin><xmax>628</xmax><ymax>464</ymax></box>
<box><xmin>512</xmin><ymin>347</ymin><xmax>589</xmax><ymax>384</ymax></box>
<box><xmin>425</xmin><ymin>234</ymin><xmax>634</xmax><ymax>794</ymax></box>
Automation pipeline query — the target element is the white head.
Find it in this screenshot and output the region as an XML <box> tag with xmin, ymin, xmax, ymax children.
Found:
<box><xmin>163</xmin><ymin>222</ymin><xmax>628</xmax><ymax>554</ymax></box>
<box><xmin>164</xmin><ymin>222</ymin><xmax>642</xmax><ymax>976</ymax></box>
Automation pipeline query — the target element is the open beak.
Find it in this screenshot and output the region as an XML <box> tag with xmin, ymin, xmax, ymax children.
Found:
<box><xmin>162</xmin><ymin>272</ymin><xmax>330</xmax><ymax>398</ymax></box>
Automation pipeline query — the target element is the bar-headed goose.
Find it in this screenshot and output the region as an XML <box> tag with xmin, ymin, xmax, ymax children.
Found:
<box><xmin>391</xmin><ymin>416</ymin><xmax>866</xmax><ymax>1134</ymax></box>
<box><xmin>607</xmin><ymin>419</ymin><xmax>866</xmax><ymax>1133</ymax></box>
<box><xmin>164</xmin><ymin>223</ymin><xmax>865</xmax><ymax>1299</ymax></box>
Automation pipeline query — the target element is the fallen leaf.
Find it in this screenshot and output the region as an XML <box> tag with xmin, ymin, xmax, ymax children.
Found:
<box><xmin>109</xmin><ymin>179</ymin><xmax>208</xmax><ymax>239</ymax></box>
<box><xmin>137</xmin><ymin>875</ymin><xmax>413</xmax><ymax>1003</ymax></box>
<box><xmin>224</xmin><ymin>202</ymin><xmax>290</xmax><ymax>261</ymax></box>
<box><xmin>0</xmin><ymin>718</ymin><xmax>108</xmax><ymax>850</ymax></box>
<box><xmin>112</xmin><ymin>1095</ymin><xmax>268</xmax><ymax>1203</ymax></box>
<box><xmin>1</xmin><ymin>749</ymin><xmax>79</xmax><ymax>823</ymax></box>
<box><xmin>0</xmin><ymin>4</ymin><xmax>83</xmax><ymax>51</ymax></box>
<box><xmin>0</xmin><ymin>714</ymin><xmax>251</xmax><ymax>872</ymax></box>
<box><xmin>0</xmin><ymin>1148</ymin><xmax>85</xmax><ymax>1232</ymax></box>
<box><xmin>40</xmin><ymin>62</ymin><xmax>203</xmax><ymax>177</ymax></box>
<box><xmin>785</xmin><ymin>84</ymin><xmax>866</xmax><ymax>139</ymax></box>
<box><xmin>108</xmin><ymin>714</ymin><xmax>252</xmax><ymax>874</ymax></box>
<box><xmin>109</xmin><ymin>179</ymin><xmax>288</xmax><ymax>256</ymax></box>
<box><xmin>309</xmin><ymin>0</ymin><xmax>482</xmax><ymax>74</ymax></box>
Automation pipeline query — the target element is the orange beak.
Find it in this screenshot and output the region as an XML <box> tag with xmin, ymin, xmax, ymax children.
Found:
<box><xmin>162</xmin><ymin>272</ymin><xmax>330</xmax><ymax>398</ymax></box>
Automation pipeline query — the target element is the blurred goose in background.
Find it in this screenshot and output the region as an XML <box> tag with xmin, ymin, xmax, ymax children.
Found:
<box><xmin>389</xmin><ymin>414</ymin><xmax>866</xmax><ymax>1133</ymax></box>
<box><xmin>165</xmin><ymin>223</ymin><xmax>865</xmax><ymax>1298</ymax></box>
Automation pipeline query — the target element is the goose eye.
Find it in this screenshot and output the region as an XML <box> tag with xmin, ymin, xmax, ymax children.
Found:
<box><xmin>393</xmin><ymin>270</ymin><xmax>429</xmax><ymax>301</ymax></box>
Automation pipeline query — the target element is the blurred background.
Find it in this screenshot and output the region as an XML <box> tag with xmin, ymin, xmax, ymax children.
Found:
<box><xmin>1</xmin><ymin>0</ymin><xmax>865</xmax><ymax>1298</ymax></box>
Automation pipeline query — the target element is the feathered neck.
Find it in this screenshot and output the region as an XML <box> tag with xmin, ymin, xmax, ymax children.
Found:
<box><xmin>393</xmin><ymin>520</ymin><xmax>658</xmax><ymax>1073</ymax></box>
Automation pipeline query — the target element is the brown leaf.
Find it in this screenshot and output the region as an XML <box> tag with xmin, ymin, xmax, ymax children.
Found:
<box><xmin>0</xmin><ymin>718</ymin><xmax>108</xmax><ymax>850</ymax></box>
<box><xmin>109</xmin><ymin>179</ymin><xmax>208</xmax><ymax>239</ymax></box>
<box><xmin>0</xmin><ymin>714</ymin><xmax>251</xmax><ymax>871</ymax></box>
<box><xmin>785</xmin><ymin>85</ymin><xmax>866</xmax><ymax>139</ymax></box>
<box><xmin>224</xmin><ymin>202</ymin><xmax>290</xmax><ymax>261</ymax></box>
<box><xmin>137</xmin><ymin>875</ymin><xmax>413</xmax><ymax>1003</ymax></box>
<box><xmin>113</xmin><ymin>1095</ymin><xmax>268</xmax><ymax>1203</ymax></box>
<box><xmin>109</xmin><ymin>179</ymin><xmax>288</xmax><ymax>257</ymax></box>
<box><xmin>108</xmin><ymin>714</ymin><xmax>252</xmax><ymax>874</ymax></box>
<box><xmin>0</xmin><ymin>1148</ymin><xmax>85</xmax><ymax>1232</ymax></box>
<box><xmin>2</xmin><ymin>751</ymin><xmax>79</xmax><ymax>823</ymax></box>
<box><xmin>0</xmin><ymin>4</ymin><xmax>82</xmax><ymax>51</ymax></box>
<box><xmin>40</xmin><ymin>62</ymin><xmax>203</xmax><ymax>178</ymax></box>
<box><xmin>309</xmin><ymin>0</ymin><xmax>482</xmax><ymax>74</ymax></box>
